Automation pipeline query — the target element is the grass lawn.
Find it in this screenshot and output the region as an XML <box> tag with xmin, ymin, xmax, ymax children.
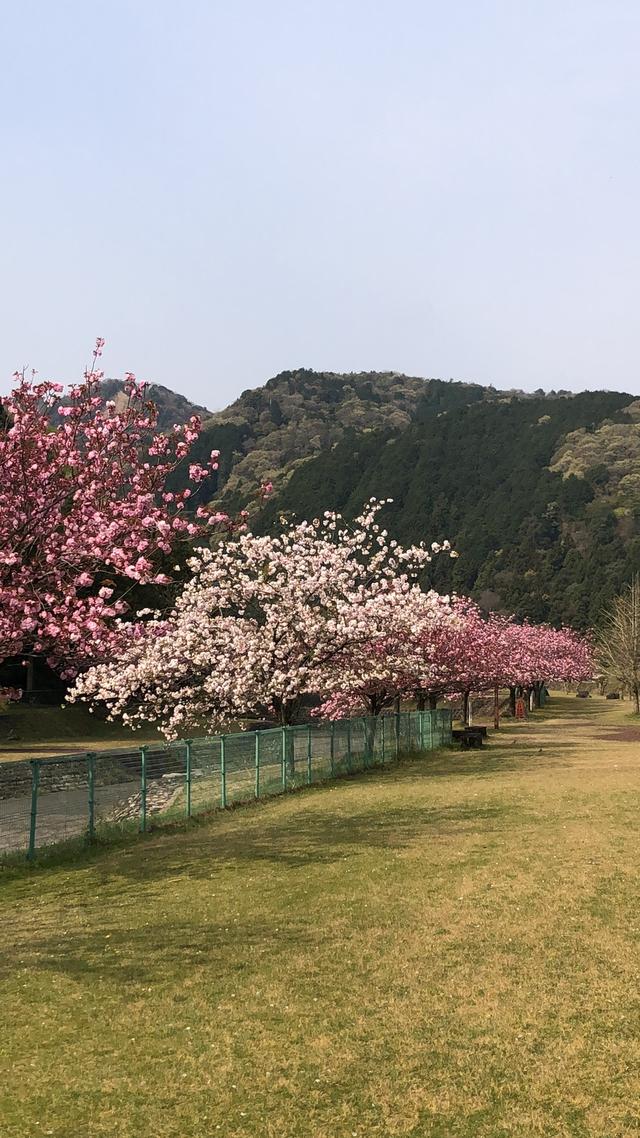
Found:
<box><xmin>2</xmin><ymin>695</ymin><xmax>640</xmax><ymax>1136</ymax></box>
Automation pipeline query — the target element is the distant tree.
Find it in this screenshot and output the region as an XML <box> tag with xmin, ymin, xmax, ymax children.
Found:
<box><xmin>596</xmin><ymin>577</ymin><xmax>640</xmax><ymax>712</ymax></box>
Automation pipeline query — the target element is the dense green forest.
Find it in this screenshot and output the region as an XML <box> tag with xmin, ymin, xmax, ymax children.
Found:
<box><xmin>256</xmin><ymin>386</ymin><xmax>638</xmax><ymax>629</ymax></box>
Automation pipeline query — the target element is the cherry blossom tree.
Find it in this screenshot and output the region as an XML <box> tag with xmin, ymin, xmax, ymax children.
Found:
<box><xmin>70</xmin><ymin>500</ymin><xmax>457</xmax><ymax>739</ymax></box>
<box><xmin>424</xmin><ymin>610</ymin><xmax>592</xmax><ymax>721</ymax></box>
<box><xmin>504</xmin><ymin>621</ymin><xmax>593</xmax><ymax>705</ymax></box>
<box><xmin>0</xmin><ymin>340</ymin><xmax>233</xmax><ymax>693</ymax></box>
<box><xmin>314</xmin><ymin>585</ymin><xmax>460</xmax><ymax>719</ymax></box>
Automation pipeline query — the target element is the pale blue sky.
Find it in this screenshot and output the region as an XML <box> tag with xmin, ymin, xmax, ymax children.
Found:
<box><xmin>1</xmin><ymin>0</ymin><xmax>639</xmax><ymax>405</ymax></box>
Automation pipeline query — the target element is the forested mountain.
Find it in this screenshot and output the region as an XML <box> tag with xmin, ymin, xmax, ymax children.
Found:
<box><xmin>98</xmin><ymin>380</ymin><xmax>212</xmax><ymax>431</ymax></box>
<box><xmin>85</xmin><ymin>369</ymin><xmax>640</xmax><ymax>629</ymax></box>
<box><xmin>194</xmin><ymin>369</ymin><xmax>507</xmax><ymax>511</ymax></box>
<box><xmin>256</xmin><ymin>386</ymin><xmax>636</xmax><ymax>630</ymax></box>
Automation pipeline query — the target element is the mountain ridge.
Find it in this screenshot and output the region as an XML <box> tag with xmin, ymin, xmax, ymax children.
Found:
<box><xmin>96</xmin><ymin>368</ymin><xmax>640</xmax><ymax>628</ymax></box>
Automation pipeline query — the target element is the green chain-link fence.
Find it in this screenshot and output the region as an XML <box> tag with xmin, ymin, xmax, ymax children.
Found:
<box><xmin>0</xmin><ymin>708</ymin><xmax>451</xmax><ymax>861</ymax></box>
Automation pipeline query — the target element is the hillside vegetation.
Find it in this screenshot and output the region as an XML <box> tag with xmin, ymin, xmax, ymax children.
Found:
<box><xmin>550</xmin><ymin>399</ymin><xmax>640</xmax><ymax>511</ymax></box>
<box><xmin>95</xmin><ymin>369</ymin><xmax>640</xmax><ymax>629</ymax></box>
<box><xmin>257</xmin><ymin>387</ymin><xmax>634</xmax><ymax>629</ymax></box>
<box><xmin>198</xmin><ymin>369</ymin><xmax>504</xmax><ymax>511</ymax></box>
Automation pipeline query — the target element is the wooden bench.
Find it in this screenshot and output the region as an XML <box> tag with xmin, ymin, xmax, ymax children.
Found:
<box><xmin>452</xmin><ymin>727</ymin><xmax>484</xmax><ymax>748</ymax></box>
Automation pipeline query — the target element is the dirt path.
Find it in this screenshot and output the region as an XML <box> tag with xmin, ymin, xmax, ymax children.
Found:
<box><xmin>479</xmin><ymin>690</ymin><xmax>639</xmax><ymax>767</ymax></box>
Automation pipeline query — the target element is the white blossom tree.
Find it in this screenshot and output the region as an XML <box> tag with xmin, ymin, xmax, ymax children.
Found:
<box><xmin>70</xmin><ymin>500</ymin><xmax>456</xmax><ymax>738</ymax></box>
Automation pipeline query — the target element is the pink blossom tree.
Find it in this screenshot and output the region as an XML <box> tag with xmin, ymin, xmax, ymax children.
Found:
<box><xmin>415</xmin><ymin>607</ymin><xmax>592</xmax><ymax>722</ymax></box>
<box><xmin>314</xmin><ymin>586</ymin><xmax>460</xmax><ymax>719</ymax></box>
<box><xmin>0</xmin><ymin>340</ymin><xmax>232</xmax><ymax>693</ymax></box>
<box><xmin>499</xmin><ymin>621</ymin><xmax>592</xmax><ymax>709</ymax></box>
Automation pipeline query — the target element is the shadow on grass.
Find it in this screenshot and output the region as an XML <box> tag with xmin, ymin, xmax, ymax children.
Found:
<box><xmin>1</xmin><ymin>790</ymin><xmax>518</xmax><ymax>886</ymax></box>
<box><xmin>1</xmin><ymin>796</ymin><xmax>517</xmax><ymax>985</ymax></box>
<box><xmin>3</xmin><ymin>913</ymin><xmax>326</xmax><ymax>986</ymax></box>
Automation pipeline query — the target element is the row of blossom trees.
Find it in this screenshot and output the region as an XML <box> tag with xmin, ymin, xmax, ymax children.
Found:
<box><xmin>69</xmin><ymin>501</ymin><xmax>592</xmax><ymax>739</ymax></box>
<box><xmin>1</xmin><ymin>353</ymin><xmax>592</xmax><ymax>731</ymax></box>
<box><xmin>318</xmin><ymin>597</ymin><xmax>592</xmax><ymax>723</ymax></box>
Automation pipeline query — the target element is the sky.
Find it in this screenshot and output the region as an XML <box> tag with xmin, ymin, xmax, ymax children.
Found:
<box><xmin>1</xmin><ymin>0</ymin><xmax>639</xmax><ymax>407</ymax></box>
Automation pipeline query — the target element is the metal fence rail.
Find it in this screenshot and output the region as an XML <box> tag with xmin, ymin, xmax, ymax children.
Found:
<box><xmin>0</xmin><ymin>709</ymin><xmax>452</xmax><ymax>861</ymax></box>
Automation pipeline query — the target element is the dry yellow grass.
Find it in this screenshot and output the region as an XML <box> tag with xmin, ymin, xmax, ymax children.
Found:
<box><xmin>1</xmin><ymin>694</ymin><xmax>640</xmax><ymax>1136</ymax></box>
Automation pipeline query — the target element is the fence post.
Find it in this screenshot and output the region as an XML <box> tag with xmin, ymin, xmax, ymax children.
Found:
<box><xmin>255</xmin><ymin>731</ymin><xmax>260</xmax><ymax>799</ymax></box>
<box><xmin>281</xmin><ymin>727</ymin><xmax>287</xmax><ymax>790</ymax></box>
<box><xmin>381</xmin><ymin>716</ymin><xmax>386</xmax><ymax>764</ymax></box>
<box><xmin>87</xmin><ymin>752</ymin><xmax>96</xmax><ymax>842</ymax></box>
<box><xmin>346</xmin><ymin>719</ymin><xmax>352</xmax><ymax>773</ymax></box>
<box><xmin>185</xmin><ymin>740</ymin><xmax>192</xmax><ymax>819</ymax></box>
<box><xmin>220</xmin><ymin>735</ymin><xmax>227</xmax><ymax>808</ymax></box>
<box><xmin>27</xmin><ymin>760</ymin><xmax>40</xmax><ymax>860</ymax></box>
<box><xmin>395</xmin><ymin>706</ymin><xmax>400</xmax><ymax>757</ymax></box>
<box><xmin>427</xmin><ymin>712</ymin><xmax>433</xmax><ymax>750</ymax></box>
<box><xmin>139</xmin><ymin>747</ymin><xmax>148</xmax><ymax>833</ymax></box>
<box><xmin>330</xmin><ymin>721</ymin><xmax>335</xmax><ymax>776</ymax></box>
<box><xmin>307</xmin><ymin>724</ymin><xmax>312</xmax><ymax>785</ymax></box>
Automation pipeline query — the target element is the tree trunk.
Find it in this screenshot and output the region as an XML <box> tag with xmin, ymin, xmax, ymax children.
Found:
<box><xmin>363</xmin><ymin>715</ymin><xmax>378</xmax><ymax>761</ymax></box>
<box><xmin>493</xmin><ymin>685</ymin><xmax>500</xmax><ymax>730</ymax></box>
<box><xmin>394</xmin><ymin>696</ymin><xmax>401</xmax><ymax>753</ymax></box>
<box><xmin>277</xmin><ymin>700</ymin><xmax>297</xmax><ymax>779</ymax></box>
<box><xmin>426</xmin><ymin>692</ymin><xmax>438</xmax><ymax>711</ymax></box>
<box><xmin>634</xmin><ymin>686</ymin><xmax>640</xmax><ymax>715</ymax></box>
<box><xmin>509</xmin><ymin>686</ymin><xmax>517</xmax><ymax>716</ymax></box>
<box><xmin>283</xmin><ymin>729</ymin><xmax>295</xmax><ymax>779</ymax></box>
<box><xmin>462</xmin><ymin>690</ymin><xmax>471</xmax><ymax>726</ymax></box>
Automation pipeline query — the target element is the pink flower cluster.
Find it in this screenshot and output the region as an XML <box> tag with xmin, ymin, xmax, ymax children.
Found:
<box><xmin>0</xmin><ymin>342</ymin><xmax>231</xmax><ymax>679</ymax></box>
<box><xmin>315</xmin><ymin>596</ymin><xmax>592</xmax><ymax>719</ymax></box>
<box><xmin>0</xmin><ymin>686</ymin><xmax>22</xmax><ymax>704</ymax></box>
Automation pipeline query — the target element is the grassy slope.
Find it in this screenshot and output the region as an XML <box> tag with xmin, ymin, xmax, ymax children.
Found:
<box><xmin>0</xmin><ymin>703</ymin><xmax>163</xmax><ymax>761</ymax></box>
<box><xmin>1</xmin><ymin>696</ymin><xmax>640</xmax><ymax>1137</ymax></box>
